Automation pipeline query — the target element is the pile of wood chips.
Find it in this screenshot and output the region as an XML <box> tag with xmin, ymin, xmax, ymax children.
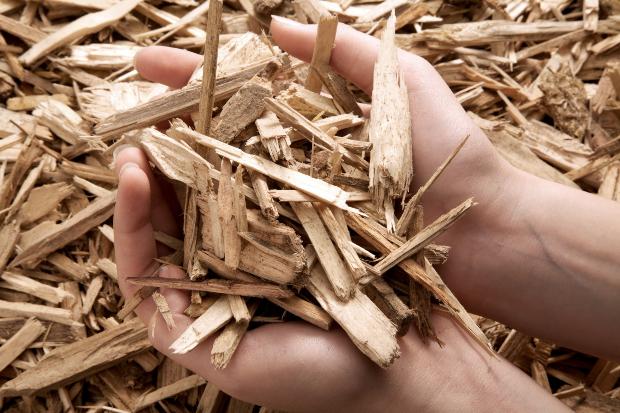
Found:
<box><xmin>0</xmin><ymin>0</ymin><xmax>618</xmax><ymax>412</ymax></box>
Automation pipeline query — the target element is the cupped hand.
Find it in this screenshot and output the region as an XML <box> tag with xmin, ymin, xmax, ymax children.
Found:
<box><xmin>114</xmin><ymin>146</ymin><xmax>513</xmax><ymax>413</ymax></box>
<box><xmin>113</xmin><ymin>18</ymin><xmax>562</xmax><ymax>413</ymax></box>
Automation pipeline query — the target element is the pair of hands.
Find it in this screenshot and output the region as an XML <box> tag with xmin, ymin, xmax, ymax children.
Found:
<box><xmin>114</xmin><ymin>17</ymin><xmax>582</xmax><ymax>412</ymax></box>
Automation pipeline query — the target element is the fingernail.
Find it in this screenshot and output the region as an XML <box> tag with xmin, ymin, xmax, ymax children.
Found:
<box><xmin>159</xmin><ymin>265</ymin><xmax>187</xmax><ymax>279</ymax></box>
<box><xmin>155</xmin><ymin>264</ymin><xmax>172</xmax><ymax>277</ymax></box>
<box><xmin>112</xmin><ymin>144</ymin><xmax>135</xmax><ymax>163</ymax></box>
<box><xmin>118</xmin><ymin>162</ymin><xmax>140</xmax><ymax>179</ymax></box>
<box><xmin>271</xmin><ymin>15</ymin><xmax>302</xmax><ymax>26</ymax></box>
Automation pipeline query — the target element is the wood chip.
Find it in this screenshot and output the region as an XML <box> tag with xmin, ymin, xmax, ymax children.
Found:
<box><xmin>171</xmin><ymin>125</ymin><xmax>360</xmax><ymax>213</ymax></box>
<box><xmin>0</xmin><ymin>299</ymin><xmax>82</xmax><ymax>327</ymax></box>
<box><xmin>196</xmin><ymin>0</ymin><xmax>223</xmax><ymax>135</ymax></box>
<box><xmin>368</xmin><ymin>12</ymin><xmax>413</xmax><ymax>231</ymax></box>
<box><xmin>170</xmin><ymin>295</ymin><xmax>233</xmax><ymax>354</ymax></box>
<box><xmin>11</xmin><ymin>191</ymin><xmax>116</xmax><ymax>267</ymax></box>
<box><xmin>307</xmin><ymin>263</ymin><xmax>399</xmax><ymax>368</ymax></box>
<box><xmin>305</xmin><ymin>14</ymin><xmax>338</xmax><ymax>93</ymax></box>
<box><xmin>0</xmin><ymin>318</ymin><xmax>45</xmax><ymax>373</ymax></box>
<box><xmin>152</xmin><ymin>291</ymin><xmax>176</xmax><ymax>331</ymax></box>
<box><xmin>211</xmin><ymin>300</ymin><xmax>258</xmax><ymax>369</ymax></box>
<box><xmin>0</xmin><ymin>318</ymin><xmax>149</xmax><ymax>397</ymax></box>
<box><xmin>20</xmin><ymin>0</ymin><xmax>142</xmax><ymax>66</ymax></box>
<box><xmin>291</xmin><ymin>202</ymin><xmax>356</xmax><ymax>300</ymax></box>
<box><xmin>127</xmin><ymin>276</ymin><xmax>293</xmax><ymax>298</ymax></box>
<box><xmin>374</xmin><ymin>199</ymin><xmax>475</xmax><ymax>275</ymax></box>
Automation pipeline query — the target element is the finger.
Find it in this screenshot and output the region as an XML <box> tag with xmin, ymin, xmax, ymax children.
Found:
<box><xmin>270</xmin><ymin>17</ymin><xmax>463</xmax><ymax>128</ymax></box>
<box><xmin>272</xmin><ymin>17</ymin><xmax>377</xmax><ymax>94</ymax></box>
<box><xmin>134</xmin><ymin>46</ymin><xmax>202</xmax><ymax>89</ymax></box>
<box><xmin>113</xmin><ymin>148</ymin><xmax>181</xmax><ymax>324</ymax></box>
<box><xmin>115</xmin><ymin>147</ymin><xmax>180</xmax><ymax>238</ymax></box>
<box><xmin>270</xmin><ymin>17</ymin><xmax>446</xmax><ymax>97</ymax></box>
<box><xmin>113</xmin><ymin>161</ymin><xmax>158</xmax><ymax>322</ymax></box>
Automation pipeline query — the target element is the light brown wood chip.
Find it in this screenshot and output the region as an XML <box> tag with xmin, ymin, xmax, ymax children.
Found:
<box><xmin>368</xmin><ymin>11</ymin><xmax>413</xmax><ymax>232</ymax></box>
<box><xmin>20</xmin><ymin>0</ymin><xmax>142</xmax><ymax>66</ymax></box>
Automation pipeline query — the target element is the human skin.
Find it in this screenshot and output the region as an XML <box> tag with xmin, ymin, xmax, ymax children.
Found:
<box><xmin>112</xmin><ymin>17</ymin><xmax>620</xmax><ymax>412</ymax></box>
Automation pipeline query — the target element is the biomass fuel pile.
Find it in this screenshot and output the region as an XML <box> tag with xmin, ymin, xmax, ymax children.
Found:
<box><xmin>0</xmin><ymin>0</ymin><xmax>618</xmax><ymax>411</ymax></box>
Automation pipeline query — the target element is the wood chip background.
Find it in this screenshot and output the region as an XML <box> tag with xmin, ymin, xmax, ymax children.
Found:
<box><xmin>0</xmin><ymin>0</ymin><xmax>618</xmax><ymax>412</ymax></box>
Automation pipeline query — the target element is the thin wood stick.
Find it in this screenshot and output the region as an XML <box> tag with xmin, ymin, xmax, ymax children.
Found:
<box><xmin>127</xmin><ymin>277</ymin><xmax>293</xmax><ymax>298</ymax></box>
<box><xmin>356</xmin><ymin>0</ymin><xmax>409</xmax><ymax>23</ymax></box>
<box><xmin>553</xmin><ymin>384</ymin><xmax>586</xmax><ymax>399</ymax></box>
<box><xmin>345</xmin><ymin>212</ymin><xmax>493</xmax><ymax>354</ymax></box>
<box><xmin>219</xmin><ymin>159</ymin><xmax>242</xmax><ymax>270</ymax></box>
<box><xmin>305</xmin><ymin>14</ymin><xmax>338</xmax><ymax>93</ymax></box>
<box><xmin>423</xmin><ymin>258</ymin><xmax>491</xmax><ymax>352</ymax></box>
<box><xmin>94</xmin><ymin>58</ymin><xmax>275</xmax><ymax>138</ymax></box>
<box><xmin>0</xmin><ymin>271</ymin><xmax>71</xmax><ymax>305</ymax></box>
<box><xmin>11</xmin><ymin>191</ymin><xmax>116</xmax><ymax>267</ymax></box>
<box><xmin>315</xmin><ymin>204</ymin><xmax>367</xmax><ymax>280</ymax></box>
<box><xmin>269</xmin><ymin>296</ymin><xmax>332</xmax><ymax>330</ymax></box>
<box><xmin>365</xmin><ymin>278</ymin><xmax>413</xmax><ymax>336</ymax></box>
<box><xmin>134</xmin><ymin>375</ymin><xmax>206</xmax><ymax>410</ymax></box>
<box><xmin>0</xmin><ymin>318</ymin><xmax>45</xmax><ymax>373</ymax></box>
<box><xmin>0</xmin><ymin>220</ymin><xmax>19</xmax><ymax>273</ymax></box>
<box><xmin>565</xmin><ymin>153</ymin><xmax>620</xmax><ymax>182</ymax></box>
<box><xmin>248</xmin><ymin>169</ymin><xmax>279</xmax><ymax>222</ymax></box>
<box><xmin>0</xmin><ymin>318</ymin><xmax>149</xmax><ymax>397</ymax></box>
<box><xmin>374</xmin><ymin>198</ymin><xmax>475</xmax><ymax>275</ymax></box>
<box><xmin>196</xmin><ymin>164</ymin><xmax>225</xmax><ymax>258</ymax></box>
<box><xmin>396</xmin><ymin>134</ymin><xmax>470</xmax><ymax>237</ymax></box>
<box><xmin>0</xmin><ymin>32</ymin><xmax>23</xmax><ymax>80</ymax></box>
<box><xmin>170</xmin><ymin>126</ymin><xmax>361</xmax><ymax>213</ymax></box>
<box><xmin>264</xmin><ymin>98</ymin><xmax>369</xmax><ymax>171</ymax></box>
<box><xmin>316</xmin><ymin>69</ymin><xmax>363</xmax><ymax>116</ymax></box>
<box><xmin>227</xmin><ymin>295</ymin><xmax>251</xmax><ymax>324</ymax></box>
<box><xmin>583</xmin><ymin>0</ymin><xmax>599</xmax><ymax>32</ymax></box>
<box><xmin>117</xmin><ymin>286</ymin><xmax>157</xmax><ymax>320</ymax></box>
<box><xmin>197</xmin><ymin>0</ymin><xmax>223</xmax><ymax>135</ymax></box>
<box><xmin>416</xmin><ymin>19</ymin><xmax>620</xmax><ymax>47</ymax></box>
<box><xmin>0</xmin><ymin>13</ymin><xmax>46</xmax><ymax>44</ymax></box>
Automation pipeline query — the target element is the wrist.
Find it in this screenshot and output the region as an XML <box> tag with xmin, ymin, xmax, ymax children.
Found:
<box><xmin>421</xmin><ymin>314</ymin><xmax>570</xmax><ymax>413</ymax></box>
<box><xmin>389</xmin><ymin>313</ymin><xmax>569</xmax><ymax>413</ymax></box>
<box><xmin>434</xmin><ymin>355</ymin><xmax>570</xmax><ymax>413</ymax></box>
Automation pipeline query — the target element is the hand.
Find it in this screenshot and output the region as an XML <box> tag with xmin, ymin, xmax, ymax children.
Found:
<box><xmin>114</xmin><ymin>19</ymin><xmax>571</xmax><ymax>412</ymax></box>
<box><xmin>263</xmin><ymin>18</ymin><xmax>619</xmax><ymax>362</ymax></box>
